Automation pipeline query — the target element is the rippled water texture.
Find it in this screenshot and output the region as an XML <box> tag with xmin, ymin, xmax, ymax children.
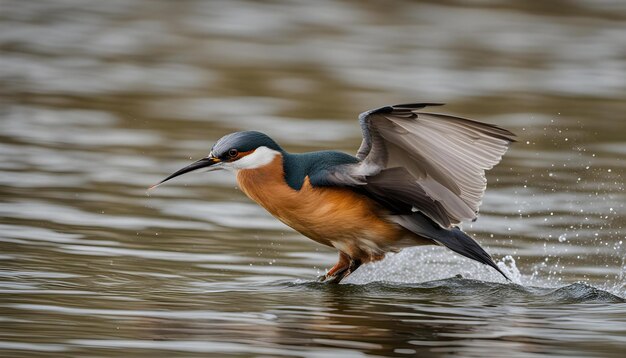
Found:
<box><xmin>1</xmin><ymin>1</ymin><xmax>625</xmax><ymax>357</ymax></box>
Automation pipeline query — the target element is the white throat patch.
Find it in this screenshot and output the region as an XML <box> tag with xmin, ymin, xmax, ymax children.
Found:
<box><xmin>228</xmin><ymin>146</ymin><xmax>280</xmax><ymax>170</ymax></box>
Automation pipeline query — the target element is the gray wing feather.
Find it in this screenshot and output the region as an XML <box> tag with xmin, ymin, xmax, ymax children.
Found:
<box><xmin>350</xmin><ymin>103</ymin><xmax>515</xmax><ymax>227</ymax></box>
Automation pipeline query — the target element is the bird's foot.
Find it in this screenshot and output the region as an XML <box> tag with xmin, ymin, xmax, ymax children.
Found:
<box><xmin>317</xmin><ymin>267</ymin><xmax>349</xmax><ymax>284</ymax></box>
<box><xmin>318</xmin><ymin>259</ymin><xmax>361</xmax><ymax>284</ymax></box>
<box><xmin>318</xmin><ymin>272</ymin><xmax>347</xmax><ymax>284</ymax></box>
<box><xmin>318</xmin><ymin>252</ymin><xmax>350</xmax><ymax>283</ymax></box>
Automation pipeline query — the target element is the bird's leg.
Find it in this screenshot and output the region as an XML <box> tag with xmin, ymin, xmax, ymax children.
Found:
<box><xmin>348</xmin><ymin>258</ymin><xmax>362</xmax><ymax>274</ymax></box>
<box><xmin>318</xmin><ymin>252</ymin><xmax>350</xmax><ymax>283</ymax></box>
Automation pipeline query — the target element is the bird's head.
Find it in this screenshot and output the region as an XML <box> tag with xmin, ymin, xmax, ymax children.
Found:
<box><xmin>150</xmin><ymin>131</ymin><xmax>283</xmax><ymax>189</ymax></box>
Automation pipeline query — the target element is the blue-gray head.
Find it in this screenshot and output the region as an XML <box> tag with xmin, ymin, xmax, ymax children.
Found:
<box><xmin>151</xmin><ymin>131</ymin><xmax>283</xmax><ymax>188</ymax></box>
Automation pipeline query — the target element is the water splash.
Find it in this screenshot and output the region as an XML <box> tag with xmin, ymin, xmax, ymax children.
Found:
<box><xmin>335</xmin><ymin>247</ymin><xmax>626</xmax><ymax>300</ymax></box>
<box><xmin>345</xmin><ymin>246</ymin><xmax>511</xmax><ymax>285</ymax></box>
<box><xmin>496</xmin><ymin>255</ymin><xmax>523</xmax><ymax>284</ymax></box>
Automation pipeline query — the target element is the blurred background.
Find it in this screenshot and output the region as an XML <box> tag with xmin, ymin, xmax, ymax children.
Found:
<box><xmin>1</xmin><ymin>0</ymin><xmax>625</xmax><ymax>357</ymax></box>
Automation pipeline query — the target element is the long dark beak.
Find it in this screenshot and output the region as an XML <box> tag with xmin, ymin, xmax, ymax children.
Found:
<box><xmin>148</xmin><ymin>156</ymin><xmax>220</xmax><ymax>190</ymax></box>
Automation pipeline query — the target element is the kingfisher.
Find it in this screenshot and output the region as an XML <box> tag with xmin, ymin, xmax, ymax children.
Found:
<box><xmin>152</xmin><ymin>103</ymin><xmax>516</xmax><ymax>283</ymax></box>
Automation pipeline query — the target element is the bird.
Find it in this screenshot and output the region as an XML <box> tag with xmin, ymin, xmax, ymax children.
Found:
<box><xmin>151</xmin><ymin>103</ymin><xmax>516</xmax><ymax>283</ymax></box>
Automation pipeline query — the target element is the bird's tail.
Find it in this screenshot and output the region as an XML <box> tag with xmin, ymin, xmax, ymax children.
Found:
<box><xmin>391</xmin><ymin>213</ymin><xmax>510</xmax><ymax>280</ymax></box>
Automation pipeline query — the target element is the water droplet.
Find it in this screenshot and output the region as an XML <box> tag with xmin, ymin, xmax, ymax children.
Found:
<box><xmin>558</xmin><ymin>234</ymin><xmax>567</xmax><ymax>242</ymax></box>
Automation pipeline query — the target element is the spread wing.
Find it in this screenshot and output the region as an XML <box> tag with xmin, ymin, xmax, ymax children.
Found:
<box><xmin>313</xmin><ymin>103</ymin><xmax>516</xmax><ymax>228</ymax></box>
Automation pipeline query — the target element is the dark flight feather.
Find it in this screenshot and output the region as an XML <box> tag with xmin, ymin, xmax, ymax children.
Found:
<box><xmin>391</xmin><ymin>213</ymin><xmax>510</xmax><ymax>280</ymax></box>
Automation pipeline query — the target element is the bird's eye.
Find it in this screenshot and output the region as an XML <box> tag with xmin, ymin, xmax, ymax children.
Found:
<box><xmin>228</xmin><ymin>149</ymin><xmax>239</xmax><ymax>158</ymax></box>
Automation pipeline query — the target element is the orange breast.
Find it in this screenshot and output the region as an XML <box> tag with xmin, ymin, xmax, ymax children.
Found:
<box><xmin>235</xmin><ymin>155</ymin><xmax>409</xmax><ymax>260</ymax></box>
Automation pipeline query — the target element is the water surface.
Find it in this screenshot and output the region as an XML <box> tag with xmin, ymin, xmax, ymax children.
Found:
<box><xmin>1</xmin><ymin>1</ymin><xmax>625</xmax><ymax>357</ymax></box>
